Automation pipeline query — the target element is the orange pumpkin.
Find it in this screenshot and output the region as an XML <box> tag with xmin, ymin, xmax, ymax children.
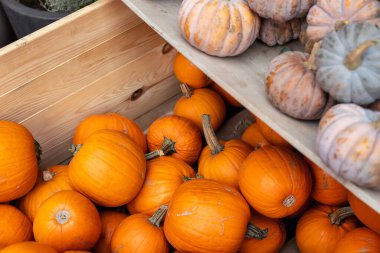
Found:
<box><xmin>239</xmin><ymin>146</ymin><xmax>312</xmax><ymax>218</ymax></box>
<box><xmin>111</xmin><ymin>206</ymin><xmax>169</xmax><ymax>253</ymax></box>
<box><xmin>348</xmin><ymin>192</ymin><xmax>380</xmax><ymax>235</ymax></box>
<box><xmin>93</xmin><ymin>211</ymin><xmax>128</xmax><ymax>253</ymax></box>
<box><xmin>255</xmin><ymin>118</ymin><xmax>291</xmax><ymax>148</ymax></box>
<box><xmin>146</xmin><ymin>115</ymin><xmax>202</xmax><ymax>165</ymax></box>
<box><xmin>0</xmin><ymin>204</ymin><xmax>33</xmax><ymax>250</ymax></box>
<box><xmin>239</xmin><ymin>214</ymin><xmax>286</xmax><ymax>253</ymax></box>
<box><xmin>19</xmin><ymin>165</ymin><xmax>73</xmax><ymax>221</ymax></box>
<box><xmin>0</xmin><ymin>242</ymin><xmax>57</xmax><ymax>253</ymax></box>
<box><xmin>128</xmin><ymin>156</ymin><xmax>195</xmax><ymax>216</ymax></box>
<box><xmin>211</xmin><ymin>83</ymin><xmax>242</xmax><ymax>107</ymax></box>
<box><xmin>0</xmin><ymin>121</ymin><xmax>38</xmax><ymax>202</ymax></box>
<box><xmin>334</xmin><ymin>227</ymin><xmax>380</xmax><ymax>253</ymax></box>
<box><xmin>296</xmin><ymin>205</ymin><xmax>359</xmax><ymax>253</ymax></box>
<box><xmin>164</xmin><ymin>179</ymin><xmax>251</xmax><ymax>253</ymax></box>
<box><xmin>33</xmin><ymin>190</ymin><xmax>101</xmax><ymax>252</ymax></box>
<box><xmin>63</xmin><ymin>251</ymin><xmax>92</xmax><ymax>253</ymax></box>
<box><xmin>69</xmin><ymin>129</ymin><xmax>146</xmax><ymax>206</ymax></box>
<box><xmin>241</xmin><ymin>122</ymin><xmax>270</xmax><ymax>149</ymax></box>
<box><xmin>73</xmin><ymin>112</ymin><xmax>147</xmax><ymax>153</ymax></box>
<box><xmin>198</xmin><ymin>114</ymin><xmax>252</xmax><ymax>189</ymax></box>
<box><xmin>174</xmin><ymin>84</ymin><xmax>226</xmax><ymax>131</ymax></box>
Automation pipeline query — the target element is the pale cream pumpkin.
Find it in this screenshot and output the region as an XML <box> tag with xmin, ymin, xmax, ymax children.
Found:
<box><xmin>259</xmin><ymin>18</ymin><xmax>302</xmax><ymax>46</ymax></box>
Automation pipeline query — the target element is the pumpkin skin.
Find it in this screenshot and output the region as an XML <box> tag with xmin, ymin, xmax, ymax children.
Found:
<box><xmin>33</xmin><ymin>190</ymin><xmax>101</xmax><ymax>252</ymax></box>
<box><xmin>241</xmin><ymin>122</ymin><xmax>270</xmax><ymax>149</ymax></box>
<box><xmin>0</xmin><ymin>204</ymin><xmax>33</xmax><ymax>250</ymax></box>
<box><xmin>211</xmin><ymin>82</ymin><xmax>242</xmax><ymax>107</ymax></box>
<box><xmin>164</xmin><ymin>179</ymin><xmax>251</xmax><ymax>253</ymax></box>
<box><xmin>69</xmin><ymin>129</ymin><xmax>146</xmax><ymax>206</ymax></box>
<box><xmin>63</xmin><ymin>251</ymin><xmax>92</xmax><ymax>253</ymax></box>
<box><xmin>306</xmin><ymin>0</ymin><xmax>380</xmax><ymax>42</ymax></box>
<box><xmin>146</xmin><ymin>115</ymin><xmax>202</xmax><ymax>165</ymax></box>
<box><xmin>348</xmin><ymin>192</ymin><xmax>380</xmax><ymax>234</ymax></box>
<box><xmin>315</xmin><ymin>22</ymin><xmax>380</xmax><ymax>104</ymax></box>
<box><xmin>259</xmin><ymin>18</ymin><xmax>302</xmax><ymax>46</ymax></box>
<box><xmin>0</xmin><ymin>242</ymin><xmax>58</xmax><ymax>253</ymax></box>
<box><xmin>93</xmin><ymin>211</ymin><xmax>128</xmax><ymax>253</ymax></box>
<box><xmin>0</xmin><ymin>121</ymin><xmax>38</xmax><ymax>202</ymax></box>
<box><xmin>73</xmin><ymin>112</ymin><xmax>147</xmax><ymax>153</ymax></box>
<box><xmin>296</xmin><ymin>205</ymin><xmax>359</xmax><ymax>253</ymax></box>
<box><xmin>255</xmin><ymin>118</ymin><xmax>291</xmax><ymax>147</ymax></box>
<box><xmin>239</xmin><ymin>145</ymin><xmax>312</xmax><ymax>218</ymax></box>
<box><xmin>334</xmin><ymin>227</ymin><xmax>380</xmax><ymax>253</ymax></box>
<box><xmin>179</xmin><ymin>0</ymin><xmax>260</xmax><ymax>57</ymax></box>
<box><xmin>19</xmin><ymin>165</ymin><xmax>73</xmax><ymax>221</ymax></box>
<box><xmin>316</xmin><ymin>104</ymin><xmax>380</xmax><ymax>189</ymax></box>
<box><xmin>173</xmin><ymin>53</ymin><xmax>209</xmax><ymax>89</ymax></box>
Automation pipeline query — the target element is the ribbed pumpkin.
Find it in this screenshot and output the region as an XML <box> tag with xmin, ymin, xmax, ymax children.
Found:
<box><xmin>173</xmin><ymin>84</ymin><xmax>226</xmax><ymax>132</ymax></box>
<box><xmin>198</xmin><ymin>115</ymin><xmax>252</xmax><ymax>189</ymax></box>
<box><xmin>316</xmin><ymin>104</ymin><xmax>380</xmax><ymax>189</ymax></box>
<box><xmin>259</xmin><ymin>18</ymin><xmax>301</xmax><ymax>46</ymax></box>
<box><xmin>128</xmin><ymin>156</ymin><xmax>195</xmax><ymax>216</ymax></box>
<box><xmin>211</xmin><ymin>82</ymin><xmax>242</xmax><ymax>107</ymax></box>
<box><xmin>69</xmin><ymin>129</ymin><xmax>146</xmax><ymax>206</ymax></box>
<box><xmin>173</xmin><ymin>53</ymin><xmax>209</xmax><ymax>89</ymax></box>
<box><xmin>0</xmin><ymin>204</ymin><xmax>33</xmax><ymax>250</ymax></box>
<box><xmin>146</xmin><ymin>115</ymin><xmax>202</xmax><ymax>165</ymax></box>
<box><xmin>241</xmin><ymin>122</ymin><xmax>270</xmax><ymax>149</ymax></box>
<box><xmin>19</xmin><ymin>165</ymin><xmax>73</xmax><ymax>221</ymax></box>
<box><xmin>179</xmin><ymin>0</ymin><xmax>260</xmax><ymax>57</ymax></box>
<box><xmin>239</xmin><ymin>146</ymin><xmax>312</xmax><ymax>218</ymax></box>
<box><xmin>0</xmin><ymin>121</ymin><xmax>38</xmax><ymax>202</ymax></box>
<box><xmin>255</xmin><ymin>118</ymin><xmax>291</xmax><ymax>147</ymax></box>
<box><xmin>348</xmin><ymin>192</ymin><xmax>380</xmax><ymax>234</ymax></box>
<box><xmin>334</xmin><ymin>227</ymin><xmax>380</xmax><ymax>253</ymax></box>
<box><xmin>164</xmin><ymin>179</ymin><xmax>251</xmax><ymax>253</ymax></box>
<box><xmin>93</xmin><ymin>211</ymin><xmax>128</xmax><ymax>253</ymax></box>
<box><xmin>111</xmin><ymin>206</ymin><xmax>169</xmax><ymax>253</ymax></box>
<box><xmin>72</xmin><ymin>112</ymin><xmax>147</xmax><ymax>153</ymax></box>
<box><xmin>0</xmin><ymin>242</ymin><xmax>57</xmax><ymax>253</ymax></box>
<box><xmin>33</xmin><ymin>190</ymin><xmax>101</xmax><ymax>252</ymax></box>
<box><xmin>296</xmin><ymin>205</ymin><xmax>359</xmax><ymax>253</ymax></box>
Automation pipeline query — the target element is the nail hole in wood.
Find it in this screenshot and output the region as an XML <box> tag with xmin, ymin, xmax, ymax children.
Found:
<box><xmin>162</xmin><ymin>43</ymin><xmax>173</xmax><ymax>54</ymax></box>
<box><xmin>131</xmin><ymin>88</ymin><xmax>144</xmax><ymax>101</ymax></box>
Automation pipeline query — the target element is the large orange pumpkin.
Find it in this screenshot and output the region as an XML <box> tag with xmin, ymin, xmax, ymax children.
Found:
<box><xmin>0</xmin><ymin>121</ymin><xmax>38</xmax><ymax>202</ymax></box>
<box><xmin>72</xmin><ymin>112</ymin><xmax>147</xmax><ymax>153</ymax></box>
<box><xmin>93</xmin><ymin>211</ymin><xmax>128</xmax><ymax>253</ymax></box>
<box><xmin>164</xmin><ymin>179</ymin><xmax>251</xmax><ymax>253</ymax></box>
<box><xmin>111</xmin><ymin>206</ymin><xmax>169</xmax><ymax>253</ymax></box>
<box><xmin>128</xmin><ymin>156</ymin><xmax>195</xmax><ymax>216</ymax></box>
<box><xmin>69</xmin><ymin>129</ymin><xmax>146</xmax><ymax>206</ymax></box>
<box><xmin>198</xmin><ymin>114</ymin><xmax>252</xmax><ymax>188</ymax></box>
<box><xmin>0</xmin><ymin>242</ymin><xmax>57</xmax><ymax>253</ymax></box>
<box><xmin>239</xmin><ymin>146</ymin><xmax>312</xmax><ymax>218</ymax></box>
<box><xmin>146</xmin><ymin>115</ymin><xmax>202</xmax><ymax>165</ymax></box>
<box><xmin>255</xmin><ymin>118</ymin><xmax>291</xmax><ymax>148</ymax></box>
<box><xmin>33</xmin><ymin>190</ymin><xmax>101</xmax><ymax>252</ymax></box>
<box><xmin>19</xmin><ymin>165</ymin><xmax>73</xmax><ymax>221</ymax></box>
<box><xmin>296</xmin><ymin>205</ymin><xmax>359</xmax><ymax>253</ymax></box>
<box><xmin>211</xmin><ymin>83</ymin><xmax>242</xmax><ymax>107</ymax></box>
<box><xmin>0</xmin><ymin>204</ymin><xmax>33</xmax><ymax>250</ymax></box>
<box><xmin>334</xmin><ymin>227</ymin><xmax>380</xmax><ymax>253</ymax></box>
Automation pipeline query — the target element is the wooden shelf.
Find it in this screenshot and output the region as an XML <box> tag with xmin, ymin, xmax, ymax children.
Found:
<box><xmin>121</xmin><ymin>0</ymin><xmax>380</xmax><ymax>213</ymax></box>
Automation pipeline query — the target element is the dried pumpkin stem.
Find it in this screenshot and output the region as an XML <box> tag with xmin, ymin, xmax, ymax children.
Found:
<box><xmin>148</xmin><ymin>205</ymin><xmax>168</xmax><ymax>227</ymax></box>
<box><xmin>304</xmin><ymin>42</ymin><xmax>321</xmax><ymax>71</ymax></box>
<box><xmin>183</xmin><ymin>174</ymin><xmax>203</xmax><ymax>181</ymax></box>
<box><xmin>180</xmin><ymin>83</ymin><xmax>192</xmax><ymax>98</ymax></box>
<box><xmin>68</xmin><ymin>144</ymin><xmax>83</xmax><ymax>156</ymax></box>
<box><xmin>245</xmin><ymin>223</ymin><xmax>269</xmax><ymax>240</ymax></box>
<box><xmin>329</xmin><ymin>206</ymin><xmax>354</xmax><ymax>225</ymax></box>
<box><xmin>202</xmin><ymin>114</ymin><xmax>224</xmax><ymax>155</ymax></box>
<box><xmin>42</xmin><ymin>170</ymin><xmax>56</xmax><ymax>182</ymax></box>
<box><xmin>145</xmin><ymin>137</ymin><xmax>176</xmax><ymax>160</ymax></box>
<box><xmin>344</xmin><ymin>40</ymin><xmax>377</xmax><ymax>70</ymax></box>
<box><xmin>334</xmin><ymin>20</ymin><xmax>350</xmax><ymax>31</ymax></box>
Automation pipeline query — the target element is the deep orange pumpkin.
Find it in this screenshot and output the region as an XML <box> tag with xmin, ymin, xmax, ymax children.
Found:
<box><xmin>239</xmin><ymin>145</ymin><xmax>312</xmax><ymax>218</ymax></box>
<box><xmin>0</xmin><ymin>204</ymin><xmax>33</xmax><ymax>250</ymax></box>
<box><xmin>241</xmin><ymin>122</ymin><xmax>270</xmax><ymax>149</ymax></box>
<box><xmin>334</xmin><ymin>227</ymin><xmax>380</xmax><ymax>253</ymax></box>
<box><xmin>33</xmin><ymin>190</ymin><xmax>101</xmax><ymax>252</ymax></box>
<box><xmin>211</xmin><ymin>82</ymin><xmax>242</xmax><ymax>107</ymax></box>
<box><xmin>0</xmin><ymin>242</ymin><xmax>58</xmax><ymax>253</ymax></box>
<box><xmin>255</xmin><ymin>118</ymin><xmax>291</xmax><ymax>148</ymax></box>
<box><xmin>128</xmin><ymin>156</ymin><xmax>195</xmax><ymax>216</ymax></box>
<box><xmin>0</xmin><ymin>121</ymin><xmax>38</xmax><ymax>202</ymax></box>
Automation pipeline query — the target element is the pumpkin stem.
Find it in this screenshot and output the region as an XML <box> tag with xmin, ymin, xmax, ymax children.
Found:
<box><xmin>329</xmin><ymin>206</ymin><xmax>354</xmax><ymax>225</ymax></box>
<box><xmin>145</xmin><ymin>137</ymin><xmax>176</xmax><ymax>160</ymax></box>
<box><xmin>56</xmin><ymin>210</ymin><xmax>71</xmax><ymax>225</ymax></box>
<box><xmin>34</xmin><ymin>139</ymin><xmax>42</xmax><ymax>166</ymax></box>
<box><xmin>180</xmin><ymin>83</ymin><xmax>192</xmax><ymax>98</ymax></box>
<box><xmin>304</xmin><ymin>42</ymin><xmax>321</xmax><ymax>71</ymax></box>
<box><xmin>283</xmin><ymin>195</ymin><xmax>296</xmax><ymax>208</ymax></box>
<box><xmin>334</xmin><ymin>20</ymin><xmax>350</xmax><ymax>31</ymax></box>
<box><xmin>183</xmin><ymin>174</ymin><xmax>203</xmax><ymax>181</ymax></box>
<box><xmin>344</xmin><ymin>40</ymin><xmax>377</xmax><ymax>70</ymax></box>
<box><xmin>68</xmin><ymin>144</ymin><xmax>82</xmax><ymax>156</ymax></box>
<box><xmin>148</xmin><ymin>205</ymin><xmax>168</xmax><ymax>227</ymax></box>
<box><xmin>202</xmin><ymin>114</ymin><xmax>224</xmax><ymax>155</ymax></box>
<box><xmin>42</xmin><ymin>170</ymin><xmax>56</xmax><ymax>182</ymax></box>
<box><xmin>245</xmin><ymin>223</ymin><xmax>269</xmax><ymax>240</ymax></box>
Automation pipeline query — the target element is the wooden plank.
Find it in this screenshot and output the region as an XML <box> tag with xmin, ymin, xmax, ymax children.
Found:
<box><xmin>122</xmin><ymin>0</ymin><xmax>380</xmax><ymax>213</ymax></box>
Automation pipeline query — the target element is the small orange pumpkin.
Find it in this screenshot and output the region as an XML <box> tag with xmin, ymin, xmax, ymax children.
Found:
<box><xmin>211</xmin><ymin>82</ymin><xmax>242</xmax><ymax>107</ymax></box>
<box><xmin>334</xmin><ymin>227</ymin><xmax>380</xmax><ymax>253</ymax></box>
<box><xmin>173</xmin><ymin>53</ymin><xmax>209</xmax><ymax>89</ymax></box>
<box><xmin>241</xmin><ymin>122</ymin><xmax>270</xmax><ymax>149</ymax></box>
<box><xmin>0</xmin><ymin>242</ymin><xmax>58</xmax><ymax>253</ymax></box>
<box><xmin>255</xmin><ymin>118</ymin><xmax>291</xmax><ymax>148</ymax></box>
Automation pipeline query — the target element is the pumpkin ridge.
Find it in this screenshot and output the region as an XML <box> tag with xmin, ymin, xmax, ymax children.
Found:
<box><xmin>229</xmin><ymin>3</ymin><xmax>243</xmax><ymax>54</ymax></box>
<box><xmin>357</xmin><ymin>130</ymin><xmax>380</xmax><ymax>176</ymax></box>
<box><xmin>201</xmin><ymin>1</ymin><xmax>223</xmax><ymax>50</ymax></box>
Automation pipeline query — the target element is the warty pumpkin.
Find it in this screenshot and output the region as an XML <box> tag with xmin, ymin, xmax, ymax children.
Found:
<box><xmin>179</xmin><ymin>0</ymin><xmax>260</xmax><ymax>57</ymax></box>
<box><xmin>316</xmin><ymin>104</ymin><xmax>380</xmax><ymax>189</ymax></box>
<box><xmin>33</xmin><ymin>190</ymin><xmax>101</xmax><ymax>252</ymax></box>
<box><xmin>211</xmin><ymin>82</ymin><xmax>242</xmax><ymax>107</ymax></box>
<box><xmin>69</xmin><ymin>129</ymin><xmax>146</xmax><ymax>206</ymax></box>
<box><xmin>241</xmin><ymin>122</ymin><xmax>270</xmax><ymax>149</ymax></box>
<box><xmin>259</xmin><ymin>18</ymin><xmax>302</xmax><ymax>46</ymax></box>
<box><xmin>239</xmin><ymin>145</ymin><xmax>312</xmax><ymax>218</ymax></box>
<box><xmin>0</xmin><ymin>204</ymin><xmax>33</xmax><ymax>250</ymax></box>
<box><xmin>255</xmin><ymin>117</ymin><xmax>291</xmax><ymax>147</ymax></box>
<box><xmin>198</xmin><ymin>114</ymin><xmax>252</xmax><ymax>189</ymax></box>
<box><xmin>111</xmin><ymin>205</ymin><xmax>169</xmax><ymax>253</ymax></box>
<box><xmin>334</xmin><ymin>227</ymin><xmax>380</xmax><ymax>253</ymax></box>
<box><xmin>0</xmin><ymin>242</ymin><xmax>57</xmax><ymax>253</ymax></box>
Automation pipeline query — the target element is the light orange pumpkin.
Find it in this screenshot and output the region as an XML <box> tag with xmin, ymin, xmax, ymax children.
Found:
<box><xmin>239</xmin><ymin>145</ymin><xmax>312</xmax><ymax>218</ymax></box>
<box><xmin>241</xmin><ymin>122</ymin><xmax>270</xmax><ymax>149</ymax></box>
<box><xmin>259</xmin><ymin>18</ymin><xmax>302</xmax><ymax>46</ymax></box>
<box><xmin>128</xmin><ymin>156</ymin><xmax>195</xmax><ymax>216</ymax></box>
<box><xmin>255</xmin><ymin>118</ymin><xmax>291</xmax><ymax>148</ymax></box>
<box><xmin>0</xmin><ymin>242</ymin><xmax>58</xmax><ymax>253</ymax></box>
<box><xmin>334</xmin><ymin>227</ymin><xmax>380</xmax><ymax>253</ymax></box>
<box><xmin>211</xmin><ymin>82</ymin><xmax>242</xmax><ymax>107</ymax></box>
<box><xmin>0</xmin><ymin>204</ymin><xmax>33</xmax><ymax>250</ymax></box>
<box><xmin>19</xmin><ymin>165</ymin><xmax>73</xmax><ymax>221</ymax></box>
<box><xmin>0</xmin><ymin>121</ymin><xmax>38</xmax><ymax>202</ymax></box>
<box><xmin>198</xmin><ymin>114</ymin><xmax>252</xmax><ymax>189</ymax></box>
<box><xmin>69</xmin><ymin>129</ymin><xmax>146</xmax><ymax>206</ymax></box>
<box><xmin>33</xmin><ymin>190</ymin><xmax>101</xmax><ymax>252</ymax></box>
